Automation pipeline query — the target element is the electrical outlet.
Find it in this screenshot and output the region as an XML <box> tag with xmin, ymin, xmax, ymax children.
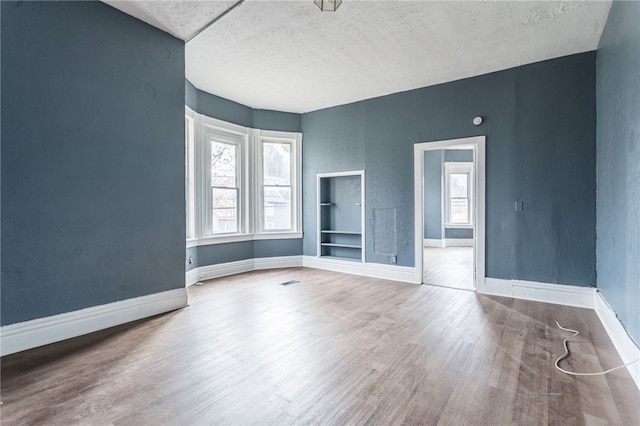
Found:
<box><xmin>391</xmin><ymin>255</ymin><xmax>397</xmax><ymax>264</ymax></box>
<box><xmin>188</xmin><ymin>256</ymin><xmax>193</xmax><ymax>264</ymax></box>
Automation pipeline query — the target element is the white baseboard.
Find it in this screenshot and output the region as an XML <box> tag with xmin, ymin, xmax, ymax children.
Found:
<box><xmin>187</xmin><ymin>259</ymin><xmax>253</xmax><ymax>285</ymax></box>
<box><xmin>444</xmin><ymin>238</ymin><xmax>474</xmax><ymax>247</ymax></box>
<box><xmin>594</xmin><ymin>291</ymin><xmax>640</xmax><ymax>390</ymax></box>
<box><xmin>1</xmin><ymin>288</ymin><xmax>187</xmax><ymax>357</ymax></box>
<box><xmin>302</xmin><ymin>256</ymin><xmax>418</xmax><ymax>284</ymax></box>
<box><xmin>187</xmin><ymin>256</ymin><xmax>304</xmax><ymax>285</ymax></box>
<box><xmin>187</xmin><ymin>255</ymin><xmax>417</xmax><ymax>286</ymax></box>
<box><xmin>423</xmin><ymin>239</ymin><xmax>445</xmax><ymax>248</ymax></box>
<box><xmin>186</xmin><ymin>268</ymin><xmax>200</xmax><ymax>287</ymax></box>
<box><xmin>254</xmin><ymin>256</ymin><xmax>304</xmax><ymax>270</ymax></box>
<box><xmin>482</xmin><ymin>277</ymin><xmax>595</xmax><ymax>309</ymax></box>
<box><xmin>481</xmin><ymin>278</ymin><xmax>639</xmax><ymax>391</ymax></box>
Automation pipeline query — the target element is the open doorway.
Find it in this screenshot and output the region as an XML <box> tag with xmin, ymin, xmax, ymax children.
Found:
<box><xmin>413</xmin><ymin>136</ymin><xmax>485</xmax><ymax>291</ymax></box>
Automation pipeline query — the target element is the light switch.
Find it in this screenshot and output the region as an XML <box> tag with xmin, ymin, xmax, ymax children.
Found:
<box><xmin>515</xmin><ymin>201</ymin><xmax>524</xmax><ymax>212</ymax></box>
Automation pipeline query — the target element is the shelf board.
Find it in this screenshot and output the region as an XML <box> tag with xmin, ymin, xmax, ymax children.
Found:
<box><xmin>319</xmin><ymin>255</ymin><xmax>363</xmax><ymax>262</ymax></box>
<box><xmin>321</xmin><ymin>243</ymin><xmax>362</xmax><ymax>249</ymax></box>
<box><xmin>320</xmin><ymin>230</ymin><xmax>361</xmax><ymax>235</ymax></box>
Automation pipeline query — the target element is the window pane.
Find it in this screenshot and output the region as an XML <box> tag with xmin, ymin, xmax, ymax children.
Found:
<box><xmin>211</xmin><ymin>141</ymin><xmax>236</xmax><ymax>187</ymax></box>
<box><xmin>450</xmin><ymin>198</ymin><xmax>469</xmax><ymax>223</ymax></box>
<box><xmin>263</xmin><ymin>142</ymin><xmax>291</xmax><ymax>185</ymax></box>
<box><xmin>212</xmin><ymin>187</ymin><xmax>237</xmax><ymax>233</ymax></box>
<box><xmin>264</xmin><ymin>186</ymin><xmax>291</xmax><ymax>230</ymax></box>
<box><xmin>450</xmin><ymin>173</ymin><xmax>468</xmax><ymax>198</ymax></box>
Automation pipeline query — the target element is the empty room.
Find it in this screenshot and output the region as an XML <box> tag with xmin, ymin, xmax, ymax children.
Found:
<box><xmin>1</xmin><ymin>0</ymin><xmax>639</xmax><ymax>424</ymax></box>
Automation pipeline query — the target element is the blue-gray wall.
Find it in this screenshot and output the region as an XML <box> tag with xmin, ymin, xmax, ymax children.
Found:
<box><xmin>423</xmin><ymin>150</ymin><xmax>444</xmax><ymax>240</ymax></box>
<box><xmin>196</xmin><ymin>87</ymin><xmax>253</xmax><ymax>128</ymax></box>
<box><xmin>185</xmin><ymin>83</ymin><xmax>303</xmax><ymax>269</ymax></box>
<box><xmin>186</xmin><ymin>81</ymin><xmax>302</xmax><ymax>132</ymax></box>
<box><xmin>445</xmin><ymin>228</ymin><xmax>474</xmax><ymax>239</ymax></box>
<box><xmin>253</xmin><ymin>109</ymin><xmax>302</xmax><ymax>133</ymax></box>
<box><xmin>596</xmin><ymin>1</ymin><xmax>640</xmax><ymax>344</ymax></box>
<box><xmin>1</xmin><ymin>1</ymin><xmax>186</xmax><ymax>325</ymax></box>
<box><xmin>185</xmin><ymin>79</ymin><xmax>198</xmax><ymax>111</ymax></box>
<box><xmin>444</xmin><ymin>149</ymin><xmax>474</xmax><ymax>163</ymax></box>
<box><xmin>195</xmin><ymin>239</ymin><xmax>303</xmax><ymax>267</ymax></box>
<box><xmin>303</xmin><ymin>52</ymin><xmax>596</xmax><ymax>287</ymax></box>
<box><xmin>186</xmin><ymin>246</ymin><xmax>198</xmax><ymax>272</ymax></box>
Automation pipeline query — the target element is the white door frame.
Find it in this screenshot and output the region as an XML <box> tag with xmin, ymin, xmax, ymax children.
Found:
<box><xmin>414</xmin><ymin>136</ymin><xmax>486</xmax><ymax>291</ymax></box>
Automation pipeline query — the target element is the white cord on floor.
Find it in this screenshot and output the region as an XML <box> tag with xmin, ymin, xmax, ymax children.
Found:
<box><xmin>554</xmin><ymin>321</ymin><xmax>640</xmax><ymax>376</ymax></box>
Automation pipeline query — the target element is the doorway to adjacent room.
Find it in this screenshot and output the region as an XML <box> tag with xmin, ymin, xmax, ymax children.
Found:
<box><xmin>413</xmin><ymin>136</ymin><xmax>486</xmax><ymax>291</ymax></box>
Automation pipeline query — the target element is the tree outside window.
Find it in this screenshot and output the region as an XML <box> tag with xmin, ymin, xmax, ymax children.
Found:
<box><xmin>211</xmin><ymin>141</ymin><xmax>238</xmax><ymax>233</ymax></box>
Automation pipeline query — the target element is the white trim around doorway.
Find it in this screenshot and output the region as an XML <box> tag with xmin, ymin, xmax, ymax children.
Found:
<box><xmin>414</xmin><ymin>136</ymin><xmax>486</xmax><ymax>290</ymax></box>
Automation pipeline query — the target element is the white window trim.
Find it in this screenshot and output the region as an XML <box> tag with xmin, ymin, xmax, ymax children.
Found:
<box><xmin>185</xmin><ymin>107</ymin><xmax>303</xmax><ymax>247</ymax></box>
<box><xmin>444</xmin><ymin>162</ymin><xmax>474</xmax><ymax>228</ymax></box>
<box><xmin>185</xmin><ymin>110</ymin><xmax>196</xmax><ymax>240</ymax></box>
<box><xmin>207</xmin><ymin>136</ymin><xmax>244</xmax><ymax>235</ymax></box>
<box><xmin>255</xmin><ymin>130</ymin><xmax>302</xmax><ymax>234</ymax></box>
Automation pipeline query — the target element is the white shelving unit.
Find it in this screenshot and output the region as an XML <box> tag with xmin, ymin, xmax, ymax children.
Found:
<box><xmin>317</xmin><ymin>170</ymin><xmax>365</xmax><ymax>262</ymax></box>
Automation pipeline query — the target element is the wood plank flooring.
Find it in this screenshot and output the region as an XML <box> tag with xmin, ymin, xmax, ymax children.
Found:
<box><xmin>424</xmin><ymin>247</ymin><xmax>474</xmax><ymax>291</ymax></box>
<box><xmin>2</xmin><ymin>268</ymin><xmax>639</xmax><ymax>425</ymax></box>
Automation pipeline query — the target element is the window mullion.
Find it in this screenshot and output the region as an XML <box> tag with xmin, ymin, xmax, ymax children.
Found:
<box><xmin>202</xmin><ymin>131</ymin><xmax>212</xmax><ymax>235</ymax></box>
<box><xmin>236</xmin><ymin>139</ymin><xmax>243</xmax><ymax>234</ymax></box>
<box><xmin>295</xmin><ymin>134</ymin><xmax>302</xmax><ymax>232</ymax></box>
<box><xmin>289</xmin><ymin>140</ymin><xmax>296</xmax><ymax>231</ymax></box>
<box><xmin>185</xmin><ymin>112</ymin><xmax>196</xmax><ymax>240</ymax></box>
<box><xmin>249</xmin><ymin>129</ymin><xmax>260</xmax><ymax>234</ymax></box>
<box><xmin>196</xmin><ymin>117</ymin><xmax>208</xmax><ymax>238</ymax></box>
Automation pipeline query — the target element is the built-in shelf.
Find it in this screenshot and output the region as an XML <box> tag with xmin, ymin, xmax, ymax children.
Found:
<box><xmin>320</xmin><ymin>243</ymin><xmax>362</xmax><ymax>249</ymax></box>
<box><xmin>319</xmin><ymin>255</ymin><xmax>365</xmax><ymax>262</ymax></box>
<box><xmin>321</xmin><ymin>230</ymin><xmax>361</xmax><ymax>235</ymax></box>
<box><xmin>317</xmin><ymin>171</ymin><xmax>365</xmax><ymax>262</ymax></box>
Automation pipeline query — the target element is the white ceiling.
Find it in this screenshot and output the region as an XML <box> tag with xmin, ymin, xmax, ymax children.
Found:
<box><xmin>104</xmin><ymin>1</ymin><xmax>612</xmax><ymax>113</ymax></box>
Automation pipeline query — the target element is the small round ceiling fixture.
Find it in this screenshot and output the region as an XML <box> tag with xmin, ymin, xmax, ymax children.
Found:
<box><xmin>315</xmin><ymin>0</ymin><xmax>342</xmax><ymax>12</ymax></box>
<box><xmin>473</xmin><ymin>116</ymin><xmax>483</xmax><ymax>126</ymax></box>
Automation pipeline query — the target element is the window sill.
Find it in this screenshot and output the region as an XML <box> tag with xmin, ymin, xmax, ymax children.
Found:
<box><xmin>187</xmin><ymin>232</ymin><xmax>303</xmax><ymax>248</ymax></box>
<box><xmin>444</xmin><ymin>224</ymin><xmax>474</xmax><ymax>229</ymax></box>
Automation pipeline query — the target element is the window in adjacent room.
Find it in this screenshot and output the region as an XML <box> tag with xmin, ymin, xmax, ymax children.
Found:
<box><xmin>445</xmin><ymin>162</ymin><xmax>473</xmax><ymax>226</ymax></box>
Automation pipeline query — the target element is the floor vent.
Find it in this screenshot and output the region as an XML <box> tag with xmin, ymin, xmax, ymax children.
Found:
<box><xmin>279</xmin><ymin>280</ymin><xmax>300</xmax><ymax>286</ymax></box>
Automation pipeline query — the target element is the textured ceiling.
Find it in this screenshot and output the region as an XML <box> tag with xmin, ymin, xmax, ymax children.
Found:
<box><xmin>104</xmin><ymin>1</ymin><xmax>612</xmax><ymax>113</ymax></box>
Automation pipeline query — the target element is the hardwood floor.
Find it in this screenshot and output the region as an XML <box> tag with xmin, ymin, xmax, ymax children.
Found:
<box><xmin>424</xmin><ymin>247</ymin><xmax>474</xmax><ymax>290</ymax></box>
<box><xmin>2</xmin><ymin>268</ymin><xmax>639</xmax><ymax>425</ymax></box>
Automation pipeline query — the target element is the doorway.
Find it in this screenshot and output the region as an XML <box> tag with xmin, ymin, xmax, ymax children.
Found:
<box><xmin>413</xmin><ymin>136</ymin><xmax>485</xmax><ymax>291</ymax></box>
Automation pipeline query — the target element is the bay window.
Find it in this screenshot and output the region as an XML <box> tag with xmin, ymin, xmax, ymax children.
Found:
<box><xmin>186</xmin><ymin>107</ymin><xmax>302</xmax><ymax>246</ymax></box>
